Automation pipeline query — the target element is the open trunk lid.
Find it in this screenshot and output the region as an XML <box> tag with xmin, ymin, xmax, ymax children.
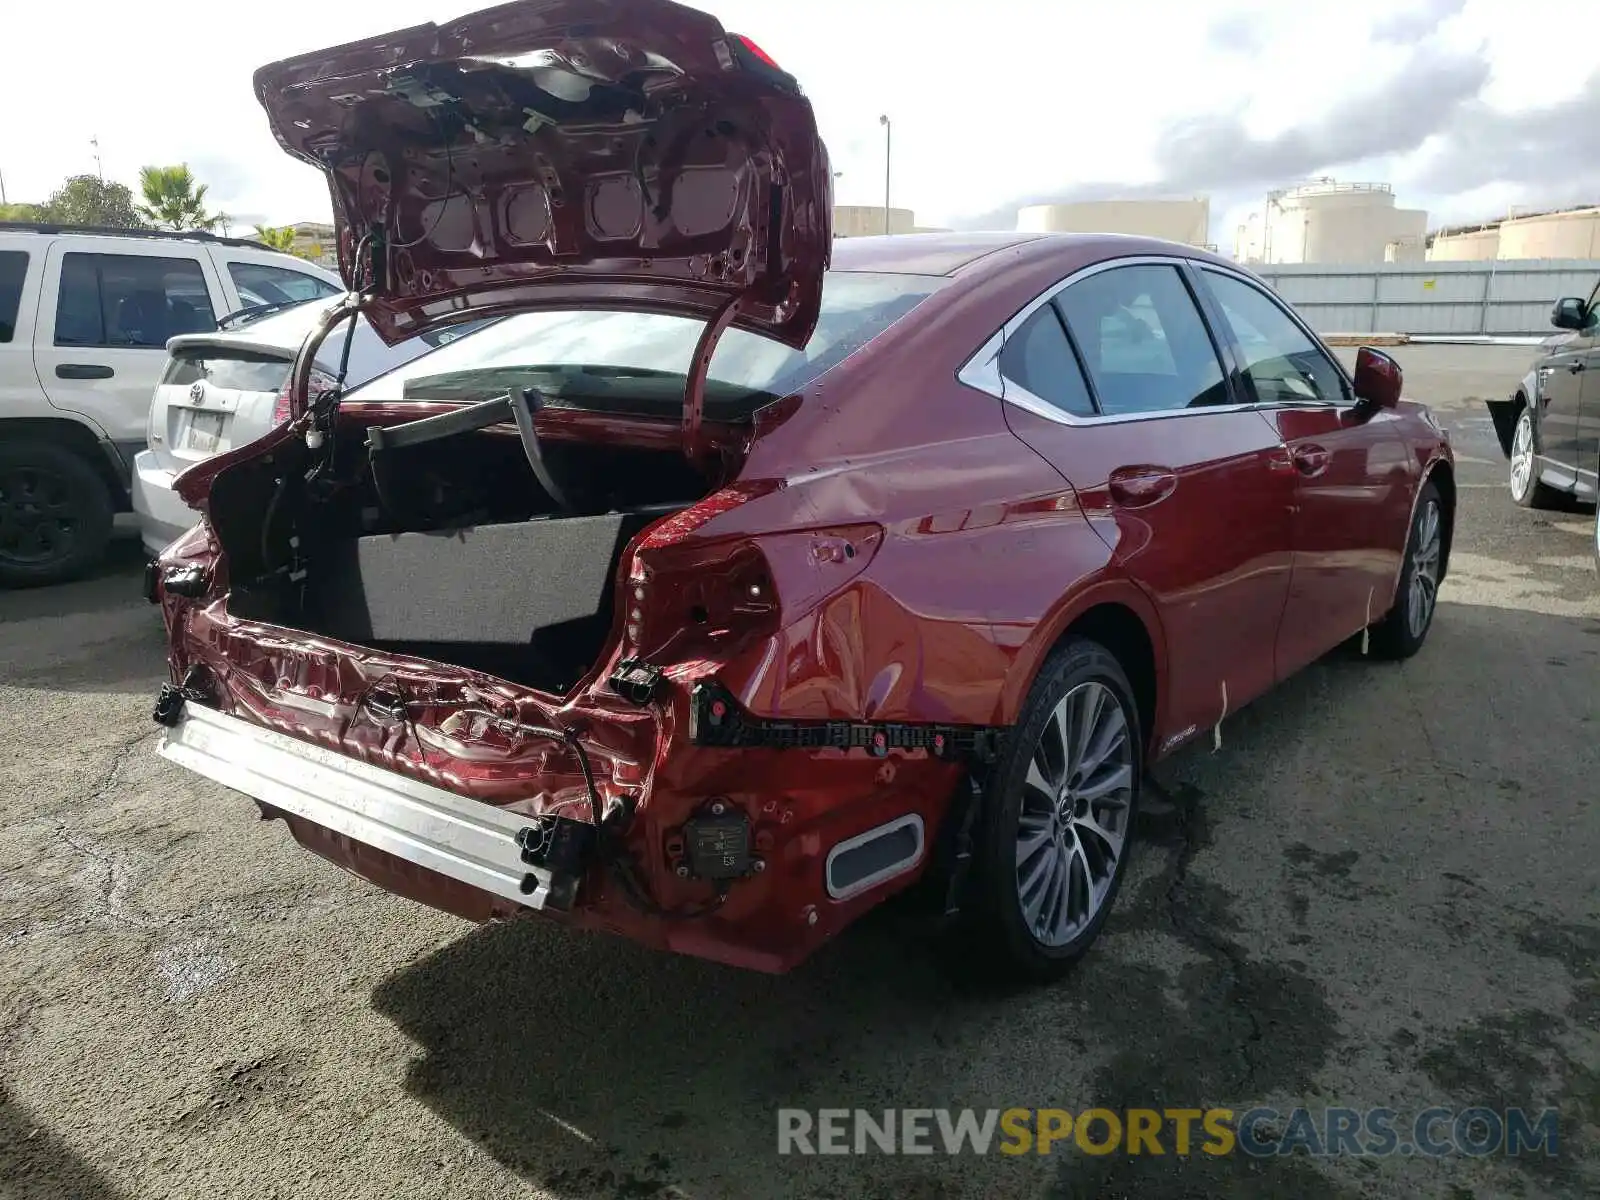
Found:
<box><xmin>252</xmin><ymin>0</ymin><xmax>832</xmax><ymax>349</ymax></box>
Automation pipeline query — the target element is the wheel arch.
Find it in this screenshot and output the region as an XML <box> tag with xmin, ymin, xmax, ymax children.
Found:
<box><xmin>0</xmin><ymin>416</ymin><xmax>127</xmax><ymax>506</ymax></box>
<box><xmin>1425</xmin><ymin>457</ymin><xmax>1456</xmax><ymax>583</ymax></box>
<box><xmin>998</xmin><ymin>576</ymin><xmax>1167</xmax><ymax>760</ymax></box>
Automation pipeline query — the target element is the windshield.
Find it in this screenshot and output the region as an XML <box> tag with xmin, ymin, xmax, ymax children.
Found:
<box><xmin>345</xmin><ymin>271</ymin><xmax>945</xmax><ymax>413</ymax></box>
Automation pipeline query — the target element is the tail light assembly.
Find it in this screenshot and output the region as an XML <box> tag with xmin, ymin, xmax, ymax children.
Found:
<box><xmin>272</xmin><ymin>367</ymin><xmax>339</xmax><ymax>427</ymax></box>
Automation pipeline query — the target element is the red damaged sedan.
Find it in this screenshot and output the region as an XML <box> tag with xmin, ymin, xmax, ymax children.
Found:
<box><xmin>150</xmin><ymin>0</ymin><xmax>1455</xmax><ymax>978</ymax></box>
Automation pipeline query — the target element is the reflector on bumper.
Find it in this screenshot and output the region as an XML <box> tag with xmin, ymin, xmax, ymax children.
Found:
<box><xmin>156</xmin><ymin>704</ymin><xmax>554</xmax><ymax>909</ymax></box>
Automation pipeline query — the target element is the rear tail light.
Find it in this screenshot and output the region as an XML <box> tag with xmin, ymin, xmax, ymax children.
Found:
<box><xmin>728</xmin><ymin>33</ymin><xmax>799</xmax><ymax>90</ymax></box>
<box><xmin>733</xmin><ymin>34</ymin><xmax>781</xmax><ymax>70</ymax></box>
<box><xmin>272</xmin><ymin>367</ymin><xmax>337</xmax><ymax>426</ymax></box>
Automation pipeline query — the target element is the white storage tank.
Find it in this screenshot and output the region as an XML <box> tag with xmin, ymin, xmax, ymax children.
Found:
<box><xmin>1253</xmin><ymin>181</ymin><xmax>1428</xmax><ymax>264</ymax></box>
<box><xmin>833</xmin><ymin>205</ymin><xmax>916</xmax><ymax>237</ymax></box>
<box><xmin>1427</xmin><ymin>227</ymin><xmax>1501</xmax><ymax>261</ymax></box>
<box><xmin>1015</xmin><ymin>199</ymin><xmax>1210</xmax><ymax>247</ymax></box>
<box><xmin>1497</xmin><ymin>207</ymin><xmax>1600</xmax><ymax>259</ymax></box>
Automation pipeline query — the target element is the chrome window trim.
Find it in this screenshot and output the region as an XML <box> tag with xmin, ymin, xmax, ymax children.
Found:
<box><xmin>957</xmin><ymin>253</ymin><xmax>1362</xmax><ymax>426</ymax></box>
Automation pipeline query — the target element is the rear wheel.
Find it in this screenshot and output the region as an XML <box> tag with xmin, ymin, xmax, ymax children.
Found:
<box><xmin>953</xmin><ymin>638</ymin><xmax>1141</xmax><ymax>982</ymax></box>
<box><xmin>0</xmin><ymin>441</ymin><xmax>114</xmax><ymax>588</ymax></box>
<box><xmin>1369</xmin><ymin>481</ymin><xmax>1443</xmax><ymax>660</ymax></box>
<box><xmin>1510</xmin><ymin>406</ymin><xmax>1563</xmax><ymax>509</ymax></box>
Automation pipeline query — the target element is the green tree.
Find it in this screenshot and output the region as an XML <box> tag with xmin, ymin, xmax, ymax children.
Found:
<box><xmin>0</xmin><ymin>202</ymin><xmax>43</xmax><ymax>221</ymax></box>
<box><xmin>38</xmin><ymin>176</ymin><xmax>145</xmax><ymax>228</ymax></box>
<box><xmin>253</xmin><ymin>224</ymin><xmax>297</xmax><ymax>252</ymax></box>
<box><xmin>137</xmin><ymin>164</ymin><xmax>223</xmax><ymax>232</ymax></box>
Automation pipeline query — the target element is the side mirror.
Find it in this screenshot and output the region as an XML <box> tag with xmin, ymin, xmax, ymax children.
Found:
<box><xmin>1551</xmin><ymin>297</ymin><xmax>1588</xmax><ymax>331</ymax></box>
<box><xmin>1352</xmin><ymin>346</ymin><xmax>1402</xmax><ymax>410</ymax></box>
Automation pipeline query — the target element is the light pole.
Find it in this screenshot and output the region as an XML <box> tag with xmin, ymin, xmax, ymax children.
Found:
<box><xmin>879</xmin><ymin>115</ymin><xmax>891</xmax><ymax>235</ymax></box>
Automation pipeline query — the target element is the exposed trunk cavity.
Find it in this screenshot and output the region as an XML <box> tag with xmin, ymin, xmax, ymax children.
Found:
<box><xmin>206</xmin><ymin>401</ymin><xmax>731</xmax><ymax>697</ymax></box>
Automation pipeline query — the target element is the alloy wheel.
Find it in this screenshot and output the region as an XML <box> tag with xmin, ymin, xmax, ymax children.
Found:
<box><xmin>1408</xmin><ymin>498</ymin><xmax>1442</xmax><ymax>640</ymax></box>
<box><xmin>1014</xmin><ymin>680</ymin><xmax>1134</xmax><ymax>948</ymax></box>
<box><xmin>1510</xmin><ymin>413</ymin><xmax>1534</xmax><ymax>500</ymax></box>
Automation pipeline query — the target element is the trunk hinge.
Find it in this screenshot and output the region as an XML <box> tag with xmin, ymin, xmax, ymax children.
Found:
<box><xmin>682</xmin><ymin>295</ymin><xmax>744</xmax><ymax>465</ymax></box>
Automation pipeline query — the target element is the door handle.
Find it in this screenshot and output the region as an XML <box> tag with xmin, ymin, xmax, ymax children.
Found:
<box><xmin>55</xmin><ymin>363</ymin><xmax>115</xmax><ymax>380</ymax></box>
<box><xmin>1567</xmin><ymin>360</ymin><xmax>1586</xmax><ymax>374</ymax></box>
<box><xmin>1108</xmin><ymin>465</ymin><xmax>1178</xmax><ymax>508</ymax></box>
<box><xmin>1292</xmin><ymin>444</ymin><xmax>1331</xmax><ymax>477</ymax></box>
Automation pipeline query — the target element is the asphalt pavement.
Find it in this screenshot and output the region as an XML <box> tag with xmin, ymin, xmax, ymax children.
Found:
<box><xmin>1</xmin><ymin>344</ymin><xmax>1597</xmax><ymax>1200</ymax></box>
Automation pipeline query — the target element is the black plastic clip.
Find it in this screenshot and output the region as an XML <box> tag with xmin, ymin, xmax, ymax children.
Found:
<box><xmin>152</xmin><ymin>683</ymin><xmax>190</xmax><ymax>727</ymax></box>
<box><xmin>608</xmin><ymin>658</ymin><xmax>666</xmax><ymax>706</ymax></box>
<box><xmin>152</xmin><ymin>667</ymin><xmax>213</xmax><ymax>728</ymax></box>
<box><xmin>161</xmin><ymin>563</ymin><xmax>209</xmax><ymax>599</ymax></box>
<box><xmin>515</xmin><ymin>816</ymin><xmax>597</xmax><ymax>912</ymax></box>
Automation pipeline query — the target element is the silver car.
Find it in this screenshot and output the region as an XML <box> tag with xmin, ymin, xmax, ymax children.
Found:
<box><xmin>132</xmin><ymin>301</ymin><xmax>485</xmax><ymax>555</ymax></box>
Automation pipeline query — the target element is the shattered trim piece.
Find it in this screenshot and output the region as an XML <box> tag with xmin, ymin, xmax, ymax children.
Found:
<box><xmin>688</xmin><ymin>680</ymin><xmax>1007</xmax><ymax>762</ymax></box>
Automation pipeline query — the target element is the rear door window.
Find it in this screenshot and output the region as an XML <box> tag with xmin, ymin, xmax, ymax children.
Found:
<box><xmin>227</xmin><ymin>261</ymin><xmax>340</xmax><ymax>308</ymax></box>
<box><xmin>0</xmin><ymin>250</ymin><xmax>26</xmax><ymax>343</ymax></box>
<box><xmin>997</xmin><ymin>304</ymin><xmax>1096</xmax><ymax>417</ymax></box>
<box><xmin>1055</xmin><ymin>264</ymin><xmax>1230</xmax><ymax>415</ymax></box>
<box><xmin>54</xmin><ymin>253</ymin><xmax>218</xmax><ymax>348</ymax></box>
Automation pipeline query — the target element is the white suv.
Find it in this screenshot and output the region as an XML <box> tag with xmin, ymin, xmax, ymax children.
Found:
<box><xmin>0</xmin><ymin>222</ymin><xmax>342</xmax><ymax>586</ymax></box>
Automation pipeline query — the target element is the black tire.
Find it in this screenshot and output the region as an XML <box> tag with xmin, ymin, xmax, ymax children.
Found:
<box><xmin>1369</xmin><ymin>480</ymin><xmax>1444</xmax><ymax>660</ymax></box>
<box><xmin>950</xmin><ymin>637</ymin><xmax>1142</xmax><ymax>982</ymax></box>
<box><xmin>0</xmin><ymin>440</ymin><xmax>115</xmax><ymax>588</ymax></box>
<box><xmin>1509</xmin><ymin>406</ymin><xmax>1563</xmax><ymax>510</ymax></box>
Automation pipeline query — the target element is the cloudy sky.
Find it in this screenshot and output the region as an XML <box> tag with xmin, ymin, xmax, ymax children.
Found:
<box><xmin>3</xmin><ymin>0</ymin><xmax>1595</xmax><ymax>247</ymax></box>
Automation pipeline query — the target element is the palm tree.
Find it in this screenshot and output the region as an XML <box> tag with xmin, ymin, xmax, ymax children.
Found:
<box><xmin>137</xmin><ymin>165</ymin><xmax>223</xmax><ymax>232</ymax></box>
<box><xmin>253</xmin><ymin>224</ymin><xmax>297</xmax><ymax>252</ymax></box>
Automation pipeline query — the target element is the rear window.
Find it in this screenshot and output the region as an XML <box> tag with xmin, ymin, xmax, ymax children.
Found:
<box><xmin>162</xmin><ymin>352</ymin><xmax>293</xmax><ymax>392</ymax></box>
<box><xmin>349</xmin><ymin>271</ymin><xmax>944</xmax><ymax>413</ymax></box>
<box><xmin>0</xmin><ymin>250</ymin><xmax>26</xmax><ymax>343</ymax></box>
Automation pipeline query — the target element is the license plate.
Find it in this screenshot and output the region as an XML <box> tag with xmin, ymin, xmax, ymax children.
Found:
<box><xmin>181</xmin><ymin>410</ymin><xmax>227</xmax><ymax>454</ymax></box>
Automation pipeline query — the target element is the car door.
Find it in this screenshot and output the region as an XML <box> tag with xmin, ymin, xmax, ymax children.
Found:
<box><xmin>992</xmin><ymin>258</ymin><xmax>1297</xmax><ymax>742</ymax></box>
<box><xmin>1193</xmin><ymin>266</ymin><xmax>1416</xmax><ymax>678</ymax></box>
<box><xmin>1534</xmin><ymin>278</ymin><xmax>1595</xmax><ymax>481</ymax></box>
<box><xmin>32</xmin><ymin>239</ymin><xmax>226</xmax><ymax>454</ymax></box>
<box><xmin>1569</xmin><ymin>278</ymin><xmax>1600</xmax><ymax>501</ymax></box>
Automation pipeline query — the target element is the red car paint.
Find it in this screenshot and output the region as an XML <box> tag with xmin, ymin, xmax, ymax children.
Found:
<box><xmin>152</xmin><ymin>1</ymin><xmax>1454</xmax><ymax>974</ymax></box>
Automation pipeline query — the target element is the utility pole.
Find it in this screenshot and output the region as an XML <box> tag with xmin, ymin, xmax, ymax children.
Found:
<box><xmin>878</xmin><ymin>115</ymin><xmax>892</xmax><ymax>235</ymax></box>
<box><xmin>0</xmin><ymin>167</ymin><xmax>7</xmax><ymax>205</ymax></box>
<box><xmin>91</xmin><ymin>136</ymin><xmax>103</xmax><ymax>181</ymax></box>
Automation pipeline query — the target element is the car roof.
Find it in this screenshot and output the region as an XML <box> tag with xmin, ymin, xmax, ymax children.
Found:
<box><xmin>830</xmin><ymin>232</ymin><xmax>1045</xmax><ymax>276</ymax></box>
<box><xmin>829</xmin><ymin>230</ymin><xmax>1233</xmax><ymax>280</ymax></box>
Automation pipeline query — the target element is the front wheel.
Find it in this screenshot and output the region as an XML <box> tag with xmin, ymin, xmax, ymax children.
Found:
<box><xmin>953</xmin><ymin>637</ymin><xmax>1141</xmax><ymax>982</ymax></box>
<box><xmin>1369</xmin><ymin>481</ymin><xmax>1444</xmax><ymax>660</ymax></box>
<box><xmin>1510</xmin><ymin>406</ymin><xmax>1562</xmax><ymax>510</ymax></box>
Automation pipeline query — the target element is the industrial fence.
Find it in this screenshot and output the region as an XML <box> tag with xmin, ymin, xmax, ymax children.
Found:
<box><xmin>1253</xmin><ymin>260</ymin><xmax>1600</xmax><ymax>336</ymax></box>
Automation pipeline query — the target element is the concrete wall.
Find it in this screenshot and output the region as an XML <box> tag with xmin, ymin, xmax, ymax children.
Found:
<box><xmin>1253</xmin><ymin>259</ymin><xmax>1600</xmax><ymax>336</ymax></box>
<box><xmin>833</xmin><ymin>205</ymin><xmax>916</xmax><ymax>237</ymax></box>
<box><xmin>1015</xmin><ymin>199</ymin><xmax>1210</xmax><ymax>246</ymax></box>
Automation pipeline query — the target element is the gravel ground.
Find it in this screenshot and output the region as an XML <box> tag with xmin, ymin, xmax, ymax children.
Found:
<box><xmin>2</xmin><ymin>344</ymin><xmax>1597</xmax><ymax>1200</ymax></box>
